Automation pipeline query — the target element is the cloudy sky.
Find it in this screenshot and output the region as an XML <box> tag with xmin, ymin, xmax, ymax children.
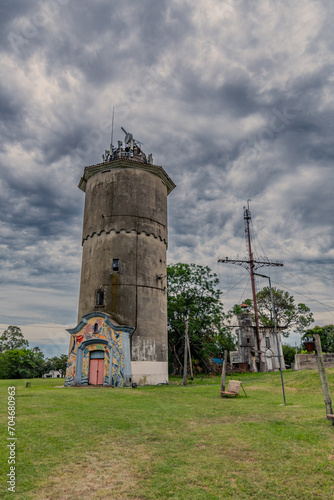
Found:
<box><xmin>1</xmin><ymin>0</ymin><xmax>333</xmax><ymax>356</ymax></box>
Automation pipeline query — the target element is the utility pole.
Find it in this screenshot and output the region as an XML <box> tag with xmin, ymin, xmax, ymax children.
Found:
<box><xmin>183</xmin><ymin>317</ymin><xmax>189</xmax><ymax>386</ymax></box>
<box><xmin>314</xmin><ymin>334</ymin><xmax>334</xmax><ymax>425</ymax></box>
<box><xmin>245</xmin><ymin>203</ymin><xmax>262</xmax><ymax>364</ymax></box>
<box><xmin>218</xmin><ymin>201</ymin><xmax>283</xmax><ymax>370</ymax></box>
<box><xmin>255</xmin><ymin>273</ymin><xmax>286</xmax><ymax>404</ymax></box>
<box><xmin>186</xmin><ymin>332</ymin><xmax>194</xmax><ymax>380</ymax></box>
<box><xmin>220</xmin><ymin>349</ymin><xmax>228</xmax><ymax>394</ymax></box>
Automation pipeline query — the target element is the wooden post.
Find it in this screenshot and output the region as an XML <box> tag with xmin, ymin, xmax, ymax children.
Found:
<box><xmin>314</xmin><ymin>334</ymin><xmax>334</xmax><ymax>425</ymax></box>
<box><xmin>220</xmin><ymin>350</ymin><xmax>228</xmax><ymax>396</ymax></box>
<box><xmin>186</xmin><ymin>333</ymin><xmax>193</xmax><ymax>380</ymax></box>
<box><xmin>183</xmin><ymin>318</ymin><xmax>188</xmax><ymax>386</ymax></box>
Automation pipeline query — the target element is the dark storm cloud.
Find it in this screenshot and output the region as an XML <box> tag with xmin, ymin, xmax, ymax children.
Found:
<box><xmin>3</xmin><ymin>0</ymin><xmax>185</xmax><ymax>87</ymax></box>
<box><xmin>0</xmin><ymin>1</ymin><xmax>32</xmax><ymax>45</ymax></box>
<box><xmin>0</xmin><ymin>86</ymin><xmax>23</xmax><ymax>124</ymax></box>
<box><xmin>0</xmin><ymin>0</ymin><xmax>333</xmax><ymax>336</ymax></box>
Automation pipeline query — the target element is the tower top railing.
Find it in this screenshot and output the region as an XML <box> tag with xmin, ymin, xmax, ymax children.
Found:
<box><xmin>102</xmin><ymin>144</ymin><xmax>152</xmax><ymax>164</ymax></box>
<box><xmin>102</xmin><ymin>127</ymin><xmax>154</xmax><ymax>165</ymax></box>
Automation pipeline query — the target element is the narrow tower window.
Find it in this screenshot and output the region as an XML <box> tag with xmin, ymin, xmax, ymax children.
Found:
<box><xmin>96</xmin><ymin>290</ymin><xmax>105</xmax><ymax>306</ymax></box>
<box><xmin>113</xmin><ymin>259</ymin><xmax>119</xmax><ymax>272</ymax></box>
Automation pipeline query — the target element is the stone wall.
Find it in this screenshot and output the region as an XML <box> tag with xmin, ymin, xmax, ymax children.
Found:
<box><xmin>293</xmin><ymin>353</ymin><xmax>334</xmax><ymax>370</ymax></box>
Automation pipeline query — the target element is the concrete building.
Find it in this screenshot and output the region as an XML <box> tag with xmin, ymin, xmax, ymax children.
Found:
<box><xmin>43</xmin><ymin>370</ymin><xmax>62</xmax><ymax>379</ymax></box>
<box><xmin>230</xmin><ymin>304</ymin><xmax>285</xmax><ymax>372</ymax></box>
<box><xmin>65</xmin><ymin>133</ymin><xmax>175</xmax><ymax>387</ymax></box>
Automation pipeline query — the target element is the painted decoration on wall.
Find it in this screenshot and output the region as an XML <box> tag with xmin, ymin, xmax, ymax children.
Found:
<box><xmin>64</xmin><ymin>312</ymin><xmax>132</xmax><ymax>387</ymax></box>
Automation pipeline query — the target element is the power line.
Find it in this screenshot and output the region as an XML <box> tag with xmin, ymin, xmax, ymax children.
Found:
<box><xmin>249</xmin><ymin>221</ymin><xmax>334</xmax><ymax>320</ymax></box>
<box><xmin>283</xmin><ymin>265</ymin><xmax>332</xmax><ymax>312</ymax></box>
<box><xmin>251</xmin><ymin>220</ymin><xmax>267</xmax><ymax>261</ymax></box>
<box><xmin>271</xmin><ymin>279</ymin><xmax>334</xmax><ymax>318</ymax></box>
<box><xmin>253</xmin><ymin>223</ymin><xmax>334</xmax><ymax>285</ymax></box>
<box><xmin>219</xmin><ymin>274</ymin><xmax>249</xmax><ymax>297</ymax></box>
<box><xmin>239</xmin><ymin>276</ymin><xmax>251</xmax><ymax>304</ymax></box>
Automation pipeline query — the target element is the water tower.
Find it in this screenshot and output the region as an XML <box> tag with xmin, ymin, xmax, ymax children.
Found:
<box><xmin>65</xmin><ymin>128</ymin><xmax>176</xmax><ymax>387</ymax></box>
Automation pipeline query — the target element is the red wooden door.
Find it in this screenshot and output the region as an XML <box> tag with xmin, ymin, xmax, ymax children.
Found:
<box><xmin>89</xmin><ymin>358</ymin><xmax>104</xmax><ymax>385</ymax></box>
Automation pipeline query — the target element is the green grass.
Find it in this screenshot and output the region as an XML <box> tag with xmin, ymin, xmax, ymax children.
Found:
<box><xmin>1</xmin><ymin>370</ymin><xmax>334</xmax><ymax>499</ymax></box>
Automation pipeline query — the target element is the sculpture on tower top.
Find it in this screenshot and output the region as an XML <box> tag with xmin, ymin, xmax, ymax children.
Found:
<box><xmin>101</xmin><ymin>127</ymin><xmax>153</xmax><ymax>165</ymax></box>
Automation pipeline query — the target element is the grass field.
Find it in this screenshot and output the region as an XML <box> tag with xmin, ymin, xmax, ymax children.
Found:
<box><xmin>1</xmin><ymin>369</ymin><xmax>334</xmax><ymax>499</ymax></box>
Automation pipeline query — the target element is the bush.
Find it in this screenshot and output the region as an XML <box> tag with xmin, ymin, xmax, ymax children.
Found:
<box><xmin>282</xmin><ymin>344</ymin><xmax>297</xmax><ymax>366</ymax></box>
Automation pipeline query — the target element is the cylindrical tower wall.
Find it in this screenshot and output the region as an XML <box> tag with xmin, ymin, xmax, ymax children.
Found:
<box><xmin>78</xmin><ymin>166</ymin><xmax>169</xmax><ymax>368</ymax></box>
<box><xmin>81</xmin><ymin>168</ymin><xmax>167</xmax><ymax>243</ymax></box>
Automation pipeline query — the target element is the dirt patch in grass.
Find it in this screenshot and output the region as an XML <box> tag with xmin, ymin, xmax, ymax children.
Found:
<box><xmin>34</xmin><ymin>444</ymin><xmax>149</xmax><ymax>500</ymax></box>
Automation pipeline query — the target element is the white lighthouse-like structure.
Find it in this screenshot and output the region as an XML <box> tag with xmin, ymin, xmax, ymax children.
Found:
<box><xmin>65</xmin><ymin>130</ymin><xmax>175</xmax><ymax>387</ymax></box>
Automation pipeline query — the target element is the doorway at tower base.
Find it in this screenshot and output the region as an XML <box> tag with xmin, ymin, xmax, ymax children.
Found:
<box><xmin>131</xmin><ymin>361</ymin><xmax>169</xmax><ymax>386</ymax></box>
<box><xmin>64</xmin><ymin>312</ymin><xmax>132</xmax><ymax>387</ymax></box>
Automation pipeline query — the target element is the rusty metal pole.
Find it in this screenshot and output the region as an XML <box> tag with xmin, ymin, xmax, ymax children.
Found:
<box><xmin>314</xmin><ymin>334</ymin><xmax>334</xmax><ymax>425</ymax></box>
<box><xmin>244</xmin><ymin>205</ymin><xmax>263</xmax><ymax>368</ymax></box>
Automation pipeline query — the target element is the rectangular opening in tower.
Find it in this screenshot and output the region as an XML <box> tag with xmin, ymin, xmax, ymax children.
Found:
<box><xmin>96</xmin><ymin>290</ymin><xmax>105</xmax><ymax>306</ymax></box>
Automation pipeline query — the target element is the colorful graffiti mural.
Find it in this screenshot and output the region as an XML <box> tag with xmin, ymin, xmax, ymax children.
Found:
<box><xmin>64</xmin><ymin>313</ymin><xmax>131</xmax><ymax>387</ymax></box>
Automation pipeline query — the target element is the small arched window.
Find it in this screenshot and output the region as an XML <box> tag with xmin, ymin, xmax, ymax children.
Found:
<box><xmin>96</xmin><ymin>290</ymin><xmax>104</xmax><ymax>306</ymax></box>
<box><xmin>93</xmin><ymin>323</ymin><xmax>99</xmax><ymax>333</ymax></box>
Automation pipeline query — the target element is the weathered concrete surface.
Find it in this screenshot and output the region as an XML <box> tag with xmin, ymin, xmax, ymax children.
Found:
<box><xmin>81</xmin><ymin>167</ymin><xmax>168</xmax><ymax>244</ymax></box>
<box><xmin>131</xmin><ymin>361</ymin><xmax>168</xmax><ymax>386</ymax></box>
<box><xmin>76</xmin><ymin>161</ymin><xmax>174</xmax><ymax>384</ymax></box>
<box><xmin>294</xmin><ymin>353</ymin><xmax>334</xmax><ymax>370</ymax></box>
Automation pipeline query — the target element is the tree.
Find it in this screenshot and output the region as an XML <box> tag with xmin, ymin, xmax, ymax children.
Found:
<box><xmin>0</xmin><ymin>349</ymin><xmax>45</xmax><ymax>379</ymax></box>
<box><xmin>167</xmin><ymin>263</ymin><xmax>235</xmax><ymax>374</ymax></box>
<box><xmin>0</xmin><ymin>325</ymin><xmax>29</xmax><ymax>352</ymax></box>
<box><xmin>44</xmin><ymin>354</ymin><xmax>68</xmax><ymax>376</ymax></box>
<box><xmin>302</xmin><ymin>325</ymin><xmax>334</xmax><ymax>353</ymax></box>
<box><xmin>242</xmin><ymin>287</ymin><xmax>313</xmax><ymax>337</ymax></box>
<box><xmin>282</xmin><ymin>344</ymin><xmax>297</xmax><ymax>367</ymax></box>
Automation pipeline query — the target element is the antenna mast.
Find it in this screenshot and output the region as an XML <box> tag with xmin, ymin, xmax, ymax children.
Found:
<box><xmin>110</xmin><ymin>106</ymin><xmax>115</xmax><ymax>149</ymax></box>
<box><xmin>244</xmin><ymin>201</ymin><xmax>262</xmax><ymax>364</ymax></box>
<box><xmin>218</xmin><ymin>202</ymin><xmax>283</xmax><ymax>371</ymax></box>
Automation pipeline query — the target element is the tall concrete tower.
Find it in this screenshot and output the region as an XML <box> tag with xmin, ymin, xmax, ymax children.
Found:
<box><xmin>65</xmin><ymin>130</ymin><xmax>175</xmax><ymax>387</ymax></box>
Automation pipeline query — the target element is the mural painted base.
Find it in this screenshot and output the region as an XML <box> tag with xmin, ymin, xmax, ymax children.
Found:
<box><xmin>65</xmin><ymin>312</ymin><xmax>132</xmax><ymax>388</ymax></box>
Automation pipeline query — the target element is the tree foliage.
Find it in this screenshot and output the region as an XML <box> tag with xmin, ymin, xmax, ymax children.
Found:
<box><xmin>282</xmin><ymin>344</ymin><xmax>297</xmax><ymax>366</ymax></box>
<box><xmin>302</xmin><ymin>325</ymin><xmax>334</xmax><ymax>353</ymax></box>
<box><xmin>44</xmin><ymin>354</ymin><xmax>68</xmax><ymax>376</ymax></box>
<box><xmin>0</xmin><ymin>325</ymin><xmax>29</xmax><ymax>352</ymax></box>
<box><xmin>0</xmin><ymin>325</ymin><xmax>68</xmax><ymax>378</ymax></box>
<box><xmin>0</xmin><ymin>349</ymin><xmax>45</xmax><ymax>379</ymax></box>
<box><xmin>242</xmin><ymin>287</ymin><xmax>313</xmax><ymax>337</ymax></box>
<box><xmin>167</xmin><ymin>263</ymin><xmax>235</xmax><ymax>374</ymax></box>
